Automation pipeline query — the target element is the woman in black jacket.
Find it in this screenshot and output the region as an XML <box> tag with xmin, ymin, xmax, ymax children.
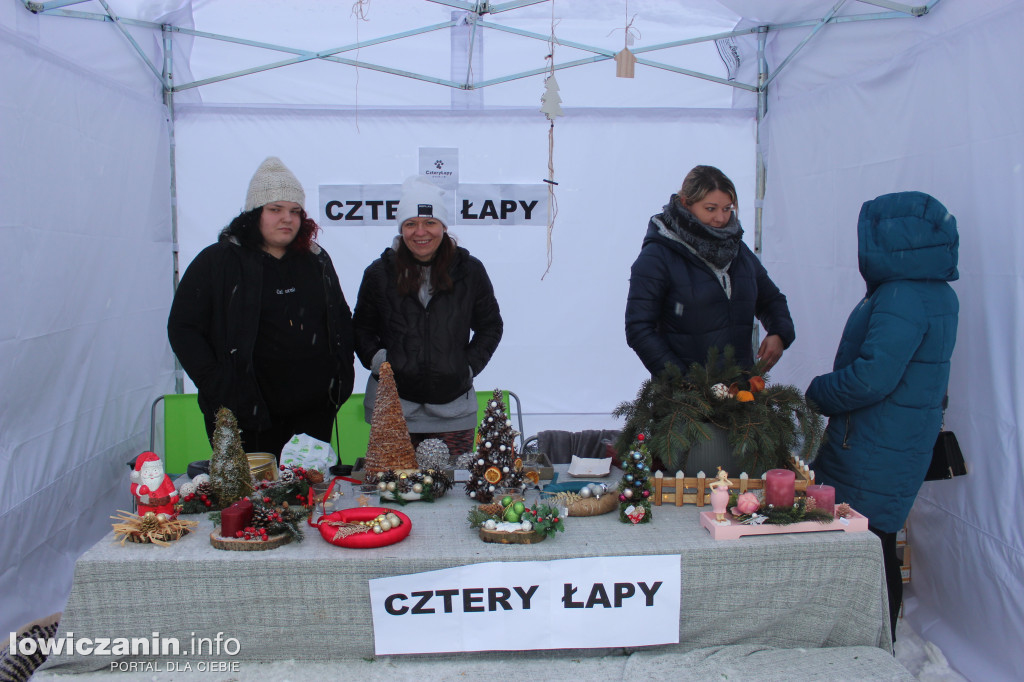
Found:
<box><xmin>625</xmin><ymin>165</ymin><xmax>794</xmax><ymax>376</ymax></box>
<box><xmin>167</xmin><ymin>157</ymin><xmax>355</xmax><ymax>457</ymax></box>
<box><xmin>353</xmin><ymin>176</ymin><xmax>503</xmax><ymax>460</ymax></box>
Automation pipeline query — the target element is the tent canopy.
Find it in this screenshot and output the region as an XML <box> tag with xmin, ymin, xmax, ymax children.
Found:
<box><xmin>3</xmin><ymin>2</ymin><xmax>1022</xmax><ymax>680</ymax></box>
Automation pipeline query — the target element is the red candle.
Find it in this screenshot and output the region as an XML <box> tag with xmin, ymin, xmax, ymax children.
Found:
<box><xmin>764</xmin><ymin>468</ymin><xmax>795</xmax><ymax>508</ymax></box>
<box><xmin>221</xmin><ymin>498</ymin><xmax>253</xmax><ymax>538</ymax></box>
<box><xmin>806</xmin><ymin>484</ymin><xmax>836</xmax><ymax>517</ymax></box>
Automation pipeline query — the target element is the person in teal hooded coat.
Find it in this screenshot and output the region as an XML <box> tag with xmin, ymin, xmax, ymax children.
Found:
<box><xmin>806</xmin><ymin>191</ymin><xmax>959</xmax><ymax>642</ymax></box>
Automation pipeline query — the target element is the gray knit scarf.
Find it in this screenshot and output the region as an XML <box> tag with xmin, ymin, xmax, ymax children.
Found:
<box><xmin>660</xmin><ymin>195</ymin><xmax>743</xmax><ymax>269</ymax></box>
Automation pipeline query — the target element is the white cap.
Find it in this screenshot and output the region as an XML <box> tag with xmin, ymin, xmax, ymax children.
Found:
<box><xmin>244</xmin><ymin>157</ymin><xmax>305</xmax><ymax>212</ymax></box>
<box><xmin>395</xmin><ymin>175</ymin><xmax>449</xmax><ymax>230</ymax></box>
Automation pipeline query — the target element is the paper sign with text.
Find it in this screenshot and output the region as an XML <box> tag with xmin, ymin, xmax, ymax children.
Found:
<box><xmin>457</xmin><ymin>183</ymin><xmax>548</xmax><ymax>226</ymax></box>
<box><xmin>418</xmin><ymin>148</ymin><xmax>458</xmax><ymax>220</ymax></box>
<box><xmin>318</xmin><ymin>184</ymin><xmax>402</xmax><ymax>228</ymax></box>
<box><xmin>319</xmin><ymin>183</ymin><xmax>548</xmax><ymax>227</ymax></box>
<box><xmin>368</xmin><ymin>554</ymin><xmax>680</xmax><ymax>655</ymax></box>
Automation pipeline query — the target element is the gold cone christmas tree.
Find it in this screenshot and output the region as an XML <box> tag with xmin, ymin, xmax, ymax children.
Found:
<box><xmin>209</xmin><ymin>407</ymin><xmax>253</xmax><ymax>509</ymax></box>
<box><xmin>364</xmin><ymin>361</ymin><xmax>418</xmax><ymax>479</ymax></box>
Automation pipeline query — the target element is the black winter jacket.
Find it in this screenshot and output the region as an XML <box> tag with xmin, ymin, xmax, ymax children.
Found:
<box><xmin>353</xmin><ymin>246</ymin><xmax>503</xmax><ymax>405</ymax></box>
<box><xmin>167</xmin><ymin>238</ymin><xmax>355</xmax><ymax>431</ymax></box>
<box><xmin>625</xmin><ymin>217</ymin><xmax>794</xmax><ymax>374</ymax></box>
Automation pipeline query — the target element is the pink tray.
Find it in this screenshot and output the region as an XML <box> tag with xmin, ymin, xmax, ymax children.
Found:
<box><xmin>700</xmin><ymin>506</ymin><xmax>869</xmax><ymax>540</ymax></box>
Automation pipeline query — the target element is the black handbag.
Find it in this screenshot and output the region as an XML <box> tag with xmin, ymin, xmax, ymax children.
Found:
<box><xmin>924</xmin><ymin>395</ymin><xmax>967</xmax><ymax>481</ymax></box>
<box><xmin>925</xmin><ymin>430</ymin><xmax>967</xmax><ymax>480</ymax></box>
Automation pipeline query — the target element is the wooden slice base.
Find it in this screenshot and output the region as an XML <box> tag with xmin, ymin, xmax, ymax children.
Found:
<box><xmin>479</xmin><ymin>527</ymin><xmax>547</xmax><ymax>544</ymax></box>
<box><xmin>210</xmin><ymin>526</ymin><xmax>293</xmax><ymax>551</ymax></box>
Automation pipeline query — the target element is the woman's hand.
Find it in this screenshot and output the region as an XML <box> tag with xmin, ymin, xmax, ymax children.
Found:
<box><xmin>756</xmin><ymin>334</ymin><xmax>784</xmax><ymax>370</ymax></box>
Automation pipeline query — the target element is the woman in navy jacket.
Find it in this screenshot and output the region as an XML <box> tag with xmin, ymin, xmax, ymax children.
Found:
<box><xmin>807</xmin><ymin>191</ymin><xmax>959</xmax><ymax>641</ymax></box>
<box><xmin>625</xmin><ymin>165</ymin><xmax>794</xmax><ymax>375</ymax></box>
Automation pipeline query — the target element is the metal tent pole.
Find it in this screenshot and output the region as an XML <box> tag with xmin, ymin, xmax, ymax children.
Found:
<box><xmin>752</xmin><ymin>25</ymin><xmax>769</xmax><ymax>354</ymax></box>
<box><xmin>163</xmin><ymin>24</ymin><xmax>184</xmax><ymax>395</ymax></box>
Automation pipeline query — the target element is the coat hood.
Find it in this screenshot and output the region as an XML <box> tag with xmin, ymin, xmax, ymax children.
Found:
<box><xmin>858</xmin><ymin>191</ymin><xmax>959</xmax><ymax>291</ymax></box>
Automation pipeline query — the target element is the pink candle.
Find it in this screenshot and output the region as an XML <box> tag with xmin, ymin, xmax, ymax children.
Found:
<box><xmin>806</xmin><ymin>484</ymin><xmax>836</xmax><ymax>516</ymax></box>
<box><xmin>764</xmin><ymin>468</ymin><xmax>795</xmax><ymax>508</ymax></box>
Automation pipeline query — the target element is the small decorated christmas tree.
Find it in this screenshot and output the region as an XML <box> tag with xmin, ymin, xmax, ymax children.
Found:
<box><xmin>363</xmin><ymin>361</ymin><xmax>418</xmax><ymax>480</ymax></box>
<box><xmin>465</xmin><ymin>389</ymin><xmax>522</xmax><ymax>503</ymax></box>
<box><xmin>618</xmin><ymin>433</ymin><xmax>653</xmax><ymax>524</ymax></box>
<box><xmin>209</xmin><ymin>407</ymin><xmax>253</xmax><ymax>509</ymax></box>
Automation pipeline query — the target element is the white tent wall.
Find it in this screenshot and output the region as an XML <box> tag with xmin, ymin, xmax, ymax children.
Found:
<box><xmin>759</xmin><ymin>1</ymin><xmax>1024</xmax><ymax>680</ymax></box>
<box><xmin>8</xmin><ymin>1</ymin><xmax>1019</xmax><ymax>677</ymax></box>
<box><xmin>0</xmin><ymin>15</ymin><xmax>173</xmax><ymax>635</ymax></box>
<box><xmin>172</xmin><ymin>105</ymin><xmax>755</xmax><ymax>433</ymax></box>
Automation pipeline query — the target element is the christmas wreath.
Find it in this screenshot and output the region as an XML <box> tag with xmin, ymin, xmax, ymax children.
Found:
<box><xmin>374</xmin><ymin>468</ymin><xmax>452</xmax><ymax>505</ymax></box>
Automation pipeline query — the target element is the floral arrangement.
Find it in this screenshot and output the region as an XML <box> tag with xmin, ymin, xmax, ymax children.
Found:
<box><xmin>727</xmin><ymin>491</ymin><xmax>834</xmax><ymax>526</ymax></box>
<box><xmin>468</xmin><ymin>500</ymin><xmax>565</xmax><ymax>539</ymax></box>
<box><xmin>614</xmin><ymin>346</ymin><xmax>824</xmax><ymax>475</ymax></box>
<box><xmin>209</xmin><ymin>495</ymin><xmax>307</xmax><ymax>542</ymax></box>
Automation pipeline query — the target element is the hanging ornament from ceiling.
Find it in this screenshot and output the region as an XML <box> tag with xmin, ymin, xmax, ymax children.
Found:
<box><xmin>539</xmin><ymin>2</ymin><xmax>561</xmax><ymax>279</ymax></box>
<box><xmin>611</xmin><ymin>2</ymin><xmax>640</xmax><ymax>78</ymax></box>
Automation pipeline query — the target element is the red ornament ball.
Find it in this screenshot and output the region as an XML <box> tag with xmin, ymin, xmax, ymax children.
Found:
<box><xmin>637</xmin><ymin>434</ymin><xmax>645</xmax><ymax>442</ymax></box>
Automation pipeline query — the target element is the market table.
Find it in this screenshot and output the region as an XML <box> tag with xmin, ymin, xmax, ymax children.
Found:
<box><xmin>42</xmin><ymin>481</ymin><xmax>891</xmax><ymax>673</ymax></box>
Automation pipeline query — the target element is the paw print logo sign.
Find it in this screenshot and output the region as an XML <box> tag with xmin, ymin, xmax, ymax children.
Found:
<box><xmin>434</xmin><ymin>160</ymin><xmax>444</xmax><ymax>170</ymax></box>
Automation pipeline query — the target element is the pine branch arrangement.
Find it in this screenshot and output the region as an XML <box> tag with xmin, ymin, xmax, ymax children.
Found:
<box><xmin>614</xmin><ymin>346</ymin><xmax>824</xmax><ymax>475</ymax></box>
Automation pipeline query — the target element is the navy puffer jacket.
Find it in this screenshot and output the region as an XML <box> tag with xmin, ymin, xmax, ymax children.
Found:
<box><xmin>353</xmin><ymin>245</ymin><xmax>502</xmax><ymax>405</ymax></box>
<box><xmin>625</xmin><ymin>211</ymin><xmax>794</xmax><ymax>374</ymax></box>
<box><xmin>807</xmin><ymin>191</ymin><xmax>959</xmax><ymax>533</ymax></box>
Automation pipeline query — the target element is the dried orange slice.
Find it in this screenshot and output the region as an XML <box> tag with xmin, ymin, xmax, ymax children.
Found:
<box><xmin>484</xmin><ymin>466</ymin><xmax>502</xmax><ymax>484</ymax></box>
<box><xmin>525</xmin><ymin>470</ymin><xmax>540</xmax><ymax>485</ymax></box>
<box><xmin>513</xmin><ymin>457</ymin><xmax>524</xmax><ymax>471</ymax></box>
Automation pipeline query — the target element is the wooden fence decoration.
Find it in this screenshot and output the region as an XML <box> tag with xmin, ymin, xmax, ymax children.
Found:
<box><xmin>652</xmin><ymin>456</ymin><xmax>814</xmax><ymax>507</ymax></box>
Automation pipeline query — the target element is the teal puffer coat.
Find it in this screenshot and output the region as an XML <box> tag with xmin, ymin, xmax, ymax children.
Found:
<box><xmin>806</xmin><ymin>191</ymin><xmax>959</xmax><ymax>533</ymax></box>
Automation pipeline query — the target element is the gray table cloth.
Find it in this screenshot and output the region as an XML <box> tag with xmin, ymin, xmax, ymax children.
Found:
<box><xmin>43</xmin><ymin>481</ymin><xmax>890</xmax><ymax>672</ymax></box>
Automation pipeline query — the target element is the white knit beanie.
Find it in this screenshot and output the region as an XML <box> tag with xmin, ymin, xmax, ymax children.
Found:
<box><xmin>244</xmin><ymin>157</ymin><xmax>305</xmax><ymax>212</ymax></box>
<box><xmin>395</xmin><ymin>175</ymin><xmax>449</xmax><ymax>230</ymax></box>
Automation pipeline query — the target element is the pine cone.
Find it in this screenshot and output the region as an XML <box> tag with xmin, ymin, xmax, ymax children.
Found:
<box><xmin>194</xmin><ymin>481</ymin><xmax>213</xmax><ymax>498</ymax></box>
<box><xmin>306</xmin><ymin>469</ymin><xmax>325</xmax><ymax>485</ymax></box>
<box><xmin>478</xmin><ymin>503</ymin><xmax>503</xmax><ymax>517</ymax></box>
<box><xmin>251</xmin><ymin>501</ymin><xmax>276</xmax><ymax>528</ymax></box>
<box><xmin>138</xmin><ymin>514</ymin><xmax>160</xmax><ymax>533</ymax></box>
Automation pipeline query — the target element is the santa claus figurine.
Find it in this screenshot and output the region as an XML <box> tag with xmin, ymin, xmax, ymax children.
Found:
<box><xmin>130</xmin><ymin>452</ymin><xmax>179</xmax><ymax>518</ymax></box>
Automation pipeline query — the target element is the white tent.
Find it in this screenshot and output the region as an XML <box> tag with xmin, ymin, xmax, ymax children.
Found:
<box><xmin>2</xmin><ymin>1</ymin><xmax>1021</xmax><ymax>679</ymax></box>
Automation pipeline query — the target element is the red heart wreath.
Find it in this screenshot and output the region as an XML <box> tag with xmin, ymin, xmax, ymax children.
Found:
<box><xmin>314</xmin><ymin>505</ymin><xmax>412</xmax><ymax>548</ymax></box>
